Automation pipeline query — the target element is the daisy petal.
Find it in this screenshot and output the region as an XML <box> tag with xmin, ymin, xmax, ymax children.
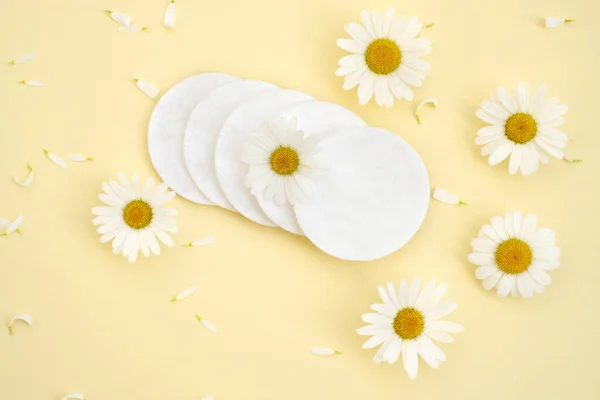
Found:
<box><xmin>43</xmin><ymin>149</ymin><xmax>67</xmax><ymax>169</ymax></box>
<box><xmin>163</xmin><ymin>0</ymin><xmax>176</xmax><ymax>28</ymax></box>
<box><xmin>135</xmin><ymin>78</ymin><xmax>159</xmax><ymax>98</ymax></box>
<box><xmin>170</xmin><ymin>286</ymin><xmax>197</xmax><ymax>302</ymax></box>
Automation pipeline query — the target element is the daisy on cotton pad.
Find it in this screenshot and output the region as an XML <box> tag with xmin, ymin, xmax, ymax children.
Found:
<box><xmin>475</xmin><ymin>83</ymin><xmax>572</xmax><ymax>175</ymax></box>
<box><xmin>468</xmin><ymin>212</ymin><xmax>560</xmax><ymax>298</ymax></box>
<box><xmin>336</xmin><ymin>7</ymin><xmax>432</xmax><ymax>107</ymax></box>
<box><xmin>92</xmin><ymin>173</ymin><xmax>178</xmax><ymax>263</ymax></box>
<box><xmin>358</xmin><ymin>278</ymin><xmax>463</xmax><ymax>379</ymax></box>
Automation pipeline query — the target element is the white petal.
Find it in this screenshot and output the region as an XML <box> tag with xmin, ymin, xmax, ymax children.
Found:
<box><xmin>491</xmin><ymin>216</ymin><xmax>509</xmax><ymax>240</ymax></box>
<box><xmin>482</xmin><ymin>270</ymin><xmax>502</xmax><ymax>290</ymax></box>
<box><xmin>362</xmin><ymin>333</ymin><xmax>391</xmax><ymax>348</ymax></box>
<box><xmin>475</xmin><ymin>265</ymin><xmax>499</xmax><ymax>279</ymax></box>
<box><xmin>163</xmin><ymin>0</ymin><xmax>176</xmax><ymax>28</ymax></box>
<box><xmin>515</xmin><ymin>83</ymin><xmax>530</xmax><ymax>112</ymax></box>
<box><xmin>357</xmin><ymin>324</ymin><xmax>389</xmax><ymax>336</ymax></box>
<box><xmin>427</xmin><ymin>300</ymin><xmax>456</xmax><ymax>319</ymax></box>
<box><xmin>508</xmin><ymin>144</ymin><xmax>523</xmax><ymax>175</ymax></box>
<box><xmin>18</xmin><ymin>80</ymin><xmax>44</xmax><ymax>87</ymax></box>
<box><xmin>13</xmin><ymin>163</ymin><xmax>34</xmax><ymax>187</ymax></box>
<box><xmin>105</xmin><ymin>10</ymin><xmax>132</xmax><ymax>26</ymax></box>
<box><xmin>2</xmin><ymin>216</ymin><xmax>24</xmax><ymax>235</ymax></box>
<box><xmin>59</xmin><ymin>393</ymin><xmax>85</xmax><ymax>400</ymax></box>
<box><xmin>545</xmin><ymin>17</ymin><xmax>573</xmax><ymax>28</ymax></box>
<box><xmin>170</xmin><ymin>286</ymin><xmax>197</xmax><ymax>302</ymax></box>
<box><xmin>134</xmin><ymin>78</ymin><xmax>158</xmax><ymax>98</ymax></box>
<box><xmin>384</xmin><ymin>338</ymin><xmax>403</xmax><ymax>364</ymax></box>
<box><xmin>426</xmin><ymin>329</ymin><xmax>454</xmax><ymax>343</ymax></box>
<box><xmin>8</xmin><ymin>314</ymin><xmax>33</xmax><ymax>335</ymax></box>
<box><xmin>415</xmin><ymin>279</ymin><xmax>436</xmax><ymax>312</ymax></box>
<box><xmin>496</xmin><ymin>86</ymin><xmax>518</xmax><ymax>114</ymax></box>
<box><xmin>408</xmin><ymin>277</ymin><xmax>421</xmax><ymax>306</ymax></box>
<box><xmin>468</xmin><ymin>253</ymin><xmax>495</xmax><ymax>266</ymax></box>
<box><xmin>10</xmin><ymin>52</ymin><xmax>34</xmax><ymax>65</ymax></box>
<box><xmin>186</xmin><ymin>236</ymin><xmax>215</xmax><ymax>247</ymax></box>
<box><xmin>386</xmin><ymin>282</ymin><xmax>401</xmax><ymax>309</ymax></box>
<box><xmin>432</xmin><ymin>188</ymin><xmax>467</xmax><ymax>205</ymax></box>
<box><xmin>311</xmin><ymin>347</ymin><xmax>341</xmax><ymax>355</ymax></box>
<box><xmin>528</xmin><ymin>263</ymin><xmax>552</xmax><ymax>285</ymax></box>
<box><xmin>119</xmin><ymin>25</ymin><xmax>148</xmax><ymax>33</ymax></box>
<box><xmin>402</xmin><ymin>341</ymin><xmax>419</xmax><ymax>380</ymax></box>
<box><xmin>427</xmin><ymin>320</ymin><xmax>464</xmax><ymax>333</ymax></box>
<box><xmin>68</xmin><ymin>154</ymin><xmax>93</xmax><ymax>162</ymax></box>
<box><xmin>517</xmin><ymin>272</ymin><xmax>535</xmax><ymax>298</ymax></box>
<box><xmin>497</xmin><ymin>274</ymin><xmax>516</xmax><ymax>297</ymax></box>
<box><xmin>416</xmin><ymin>335</ymin><xmax>445</xmax><ymax>368</ymax></box>
<box><xmin>196</xmin><ymin>316</ymin><xmax>218</xmax><ymax>333</ymax></box>
<box><xmin>397</xmin><ymin>280</ymin><xmax>410</xmax><ymax>308</ymax></box>
<box><xmin>373</xmin><ymin>340</ymin><xmax>391</xmax><ymax>364</ymax></box>
<box><xmin>488</xmin><ymin>141</ymin><xmax>515</xmax><ymax>166</ymax></box>
<box><xmin>200</xmin><ymin>396</ymin><xmax>213</xmax><ymax>400</ymax></box>
<box><xmin>415</xmin><ymin>97</ymin><xmax>438</xmax><ymax>124</ymax></box>
<box><xmin>44</xmin><ymin>149</ymin><xmax>67</xmax><ymax>169</ymax></box>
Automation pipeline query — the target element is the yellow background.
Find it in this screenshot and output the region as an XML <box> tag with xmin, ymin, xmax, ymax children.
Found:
<box><xmin>1</xmin><ymin>0</ymin><xmax>599</xmax><ymax>398</ymax></box>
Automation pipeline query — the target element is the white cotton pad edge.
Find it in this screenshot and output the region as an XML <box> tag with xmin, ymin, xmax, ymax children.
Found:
<box><xmin>294</xmin><ymin>127</ymin><xmax>430</xmax><ymax>261</ymax></box>
<box><xmin>184</xmin><ymin>80</ymin><xmax>278</xmax><ymax>211</ymax></box>
<box><xmin>255</xmin><ymin>101</ymin><xmax>367</xmax><ymax>235</ymax></box>
<box><xmin>215</xmin><ymin>89</ymin><xmax>314</xmax><ymax>227</ymax></box>
<box><xmin>148</xmin><ymin>73</ymin><xmax>238</xmax><ymax>203</ymax></box>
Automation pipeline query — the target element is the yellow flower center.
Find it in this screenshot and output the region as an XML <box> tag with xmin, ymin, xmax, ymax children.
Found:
<box><xmin>505</xmin><ymin>113</ymin><xmax>537</xmax><ymax>144</ymax></box>
<box><xmin>495</xmin><ymin>238</ymin><xmax>533</xmax><ymax>274</ymax></box>
<box><xmin>392</xmin><ymin>307</ymin><xmax>424</xmax><ymax>340</ymax></box>
<box><xmin>123</xmin><ymin>200</ymin><xmax>153</xmax><ymax>230</ymax></box>
<box><xmin>269</xmin><ymin>146</ymin><xmax>299</xmax><ymax>176</ymax></box>
<box><xmin>365</xmin><ymin>38</ymin><xmax>402</xmax><ymax>75</ymax></box>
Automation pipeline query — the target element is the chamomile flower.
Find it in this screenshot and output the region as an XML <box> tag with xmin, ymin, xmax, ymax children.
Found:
<box><xmin>358</xmin><ymin>278</ymin><xmax>463</xmax><ymax>380</ymax></box>
<box><xmin>241</xmin><ymin>117</ymin><xmax>323</xmax><ymax>206</ymax></box>
<box><xmin>475</xmin><ymin>84</ymin><xmax>569</xmax><ymax>175</ymax></box>
<box><xmin>92</xmin><ymin>173</ymin><xmax>177</xmax><ymax>263</ymax></box>
<box><xmin>468</xmin><ymin>212</ymin><xmax>560</xmax><ymax>298</ymax></box>
<box><xmin>336</xmin><ymin>7</ymin><xmax>432</xmax><ymax>107</ymax></box>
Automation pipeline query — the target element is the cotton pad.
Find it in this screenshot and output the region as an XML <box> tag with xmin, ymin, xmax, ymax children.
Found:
<box><xmin>294</xmin><ymin>127</ymin><xmax>430</xmax><ymax>261</ymax></box>
<box><xmin>148</xmin><ymin>73</ymin><xmax>237</xmax><ymax>203</ymax></box>
<box><xmin>254</xmin><ymin>101</ymin><xmax>366</xmax><ymax>235</ymax></box>
<box><xmin>183</xmin><ymin>80</ymin><xmax>278</xmax><ymax>211</ymax></box>
<box><xmin>215</xmin><ymin>89</ymin><xmax>313</xmax><ymax>227</ymax></box>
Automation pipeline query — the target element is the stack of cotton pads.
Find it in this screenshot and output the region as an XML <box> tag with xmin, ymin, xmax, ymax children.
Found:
<box><xmin>148</xmin><ymin>73</ymin><xmax>430</xmax><ymax>261</ymax></box>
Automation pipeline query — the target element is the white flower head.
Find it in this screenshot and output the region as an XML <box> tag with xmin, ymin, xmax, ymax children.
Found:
<box><xmin>358</xmin><ymin>278</ymin><xmax>463</xmax><ymax>380</ymax></box>
<box><xmin>92</xmin><ymin>173</ymin><xmax>178</xmax><ymax>263</ymax></box>
<box><xmin>545</xmin><ymin>17</ymin><xmax>574</xmax><ymax>28</ymax></box>
<box><xmin>134</xmin><ymin>78</ymin><xmax>159</xmax><ymax>98</ymax></box>
<box><xmin>336</xmin><ymin>7</ymin><xmax>432</xmax><ymax>107</ymax></box>
<box><xmin>476</xmin><ymin>83</ymin><xmax>569</xmax><ymax>175</ymax></box>
<box><xmin>163</xmin><ymin>0</ymin><xmax>176</xmax><ymax>28</ymax></box>
<box><xmin>469</xmin><ymin>212</ymin><xmax>559</xmax><ymax>298</ymax></box>
<box><xmin>432</xmin><ymin>188</ymin><xmax>467</xmax><ymax>205</ymax></box>
<box><xmin>241</xmin><ymin>116</ymin><xmax>324</xmax><ymax>206</ymax></box>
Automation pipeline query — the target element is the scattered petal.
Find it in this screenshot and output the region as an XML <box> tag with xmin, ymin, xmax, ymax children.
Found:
<box><xmin>195</xmin><ymin>315</ymin><xmax>218</xmax><ymax>333</ymax></box>
<box><xmin>119</xmin><ymin>25</ymin><xmax>149</xmax><ymax>33</ymax></box>
<box><xmin>43</xmin><ymin>149</ymin><xmax>67</xmax><ymax>169</ymax></box>
<box><xmin>1</xmin><ymin>216</ymin><xmax>24</xmax><ymax>236</ymax></box>
<box><xmin>432</xmin><ymin>188</ymin><xmax>467</xmax><ymax>205</ymax></box>
<box><xmin>13</xmin><ymin>163</ymin><xmax>34</xmax><ymax>187</ymax></box>
<box><xmin>563</xmin><ymin>157</ymin><xmax>583</xmax><ymax>163</ymax></box>
<box><xmin>200</xmin><ymin>397</ymin><xmax>213</xmax><ymax>400</ymax></box>
<box><xmin>68</xmin><ymin>154</ymin><xmax>94</xmax><ymax>162</ymax></box>
<box><xmin>415</xmin><ymin>97</ymin><xmax>438</xmax><ymax>124</ymax></box>
<box><xmin>311</xmin><ymin>347</ymin><xmax>342</xmax><ymax>355</ymax></box>
<box><xmin>17</xmin><ymin>80</ymin><xmax>44</xmax><ymax>87</ymax></box>
<box><xmin>60</xmin><ymin>393</ymin><xmax>85</xmax><ymax>400</ymax></box>
<box><xmin>105</xmin><ymin>10</ymin><xmax>132</xmax><ymax>27</ymax></box>
<box><xmin>545</xmin><ymin>17</ymin><xmax>575</xmax><ymax>28</ymax></box>
<box><xmin>134</xmin><ymin>78</ymin><xmax>159</xmax><ymax>99</ymax></box>
<box><xmin>9</xmin><ymin>52</ymin><xmax>34</xmax><ymax>65</ymax></box>
<box><xmin>185</xmin><ymin>237</ymin><xmax>215</xmax><ymax>247</ymax></box>
<box><xmin>8</xmin><ymin>314</ymin><xmax>32</xmax><ymax>335</ymax></box>
<box><xmin>170</xmin><ymin>286</ymin><xmax>197</xmax><ymax>302</ymax></box>
<box><xmin>163</xmin><ymin>0</ymin><xmax>176</xmax><ymax>28</ymax></box>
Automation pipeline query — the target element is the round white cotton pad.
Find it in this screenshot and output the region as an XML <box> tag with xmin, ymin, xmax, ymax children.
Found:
<box><xmin>294</xmin><ymin>127</ymin><xmax>430</xmax><ymax>261</ymax></box>
<box><xmin>148</xmin><ymin>73</ymin><xmax>237</xmax><ymax>203</ymax></box>
<box><xmin>183</xmin><ymin>80</ymin><xmax>278</xmax><ymax>211</ymax></box>
<box><xmin>254</xmin><ymin>102</ymin><xmax>366</xmax><ymax>235</ymax></box>
<box><xmin>215</xmin><ymin>90</ymin><xmax>314</xmax><ymax>227</ymax></box>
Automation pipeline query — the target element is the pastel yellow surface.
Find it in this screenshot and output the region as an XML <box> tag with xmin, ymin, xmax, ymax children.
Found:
<box><xmin>1</xmin><ymin>0</ymin><xmax>599</xmax><ymax>399</ymax></box>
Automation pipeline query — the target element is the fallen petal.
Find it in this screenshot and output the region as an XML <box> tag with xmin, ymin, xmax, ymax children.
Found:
<box><xmin>170</xmin><ymin>286</ymin><xmax>197</xmax><ymax>302</ymax></box>
<box><xmin>415</xmin><ymin>97</ymin><xmax>438</xmax><ymax>124</ymax></box>
<box><xmin>59</xmin><ymin>393</ymin><xmax>85</xmax><ymax>400</ymax></box>
<box><xmin>119</xmin><ymin>25</ymin><xmax>149</xmax><ymax>33</ymax></box>
<box><xmin>545</xmin><ymin>17</ymin><xmax>574</xmax><ymax>28</ymax></box>
<box><xmin>186</xmin><ymin>237</ymin><xmax>215</xmax><ymax>247</ymax></box>
<box><xmin>311</xmin><ymin>347</ymin><xmax>342</xmax><ymax>355</ymax></box>
<box><xmin>8</xmin><ymin>313</ymin><xmax>32</xmax><ymax>335</ymax></box>
<box><xmin>13</xmin><ymin>163</ymin><xmax>34</xmax><ymax>187</ymax></box>
<box><xmin>18</xmin><ymin>80</ymin><xmax>44</xmax><ymax>87</ymax></box>
<box><xmin>105</xmin><ymin>10</ymin><xmax>132</xmax><ymax>27</ymax></box>
<box><xmin>43</xmin><ymin>149</ymin><xmax>67</xmax><ymax>169</ymax></box>
<box><xmin>432</xmin><ymin>188</ymin><xmax>467</xmax><ymax>205</ymax></box>
<box><xmin>195</xmin><ymin>315</ymin><xmax>218</xmax><ymax>333</ymax></box>
<box><xmin>68</xmin><ymin>154</ymin><xmax>94</xmax><ymax>162</ymax></box>
<box><xmin>134</xmin><ymin>78</ymin><xmax>159</xmax><ymax>99</ymax></box>
<box><xmin>9</xmin><ymin>52</ymin><xmax>35</xmax><ymax>65</ymax></box>
<box><xmin>163</xmin><ymin>0</ymin><xmax>176</xmax><ymax>28</ymax></box>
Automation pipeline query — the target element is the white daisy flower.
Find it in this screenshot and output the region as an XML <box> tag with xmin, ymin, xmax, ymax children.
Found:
<box><xmin>468</xmin><ymin>212</ymin><xmax>560</xmax><ymax>298</ymax></box>
<box><xmin>336</xmin><ymin>7</ymin><xmax>432</xmax><ymax>107</ymax></box>
<box><xmin>241</xmin><ymin>117</ymin><xmax>323</xmax><ymax>206</ymax></box>
<box><xmin>358</xmin><ymin>278</ymin><xmax>463</xmax><ymax>380</ymax></box>
<box><xmin>545</xmin><ymin>17</ymin><xmax>574</xmax><ymax>28</ymax></box>
<box><xmin>92</xmin><ymin>173</ymin><xmax>178</xmax><ymax>263</ymax></box>
<box><xmin>475</xmin><ymin>83</ymin><xmax>569</xmax><ymax>175</ymax></box>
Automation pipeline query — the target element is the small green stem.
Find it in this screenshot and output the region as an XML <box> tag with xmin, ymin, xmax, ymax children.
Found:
<box><xmin>8</xmin><ymin>326</ymin><xmax>13</xmax><ymax>336</ymax></box>
<box><xmin>459</xmin><ymin>200</ymin><xmax>469</xmax><ymax>206</ymax></box>
<box><xmin>564</xmin><ymin>19</ymin><xmax>575</xmax><ymax>24</ymax></box>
